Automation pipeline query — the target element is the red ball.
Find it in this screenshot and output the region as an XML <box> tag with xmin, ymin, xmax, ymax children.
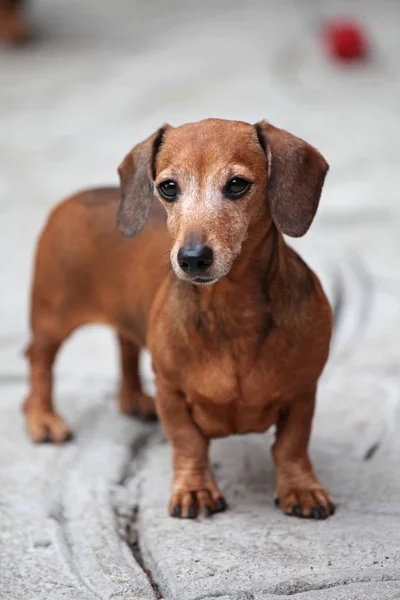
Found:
<box><xmin>324</xmin><ymin>19</ymin><xmax>369</xmax><ymax>61</ymax></box>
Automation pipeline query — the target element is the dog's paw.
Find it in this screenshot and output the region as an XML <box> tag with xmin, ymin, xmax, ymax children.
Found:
<box><xmin>275</xmin><ymin>485</ymin><xmax>335</xmax><ymax>520</ymax></box>
<box><xmin>25</xmin><ymin>411</ymin><xmax>73</xmax><ymax>444</ymax></box>
<box><xmin>169</xmin><ymin>489</ymin><xmax>228</xmax><ymax>519</ymax></box>
<box><xmin>119</xmin><ymin>390</ymin><xmax>158</xmax><ymax>421</ymax></box>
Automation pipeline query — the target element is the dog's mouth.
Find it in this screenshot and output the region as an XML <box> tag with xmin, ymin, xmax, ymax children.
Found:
<box><xmin>192</xmin><ymin>276</ymin><xmax>219</xmax><ymax>285</ymax></box>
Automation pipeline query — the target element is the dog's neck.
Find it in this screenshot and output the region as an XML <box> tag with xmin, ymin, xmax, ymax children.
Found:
<box><xmin>196</xmin><ymin>222</ymin><xmax>283</xmax><ymax>302</ymax></box>
<box><xmin>170</xmin><ymin>222</ymin><xmax>286</xmax><ymax>346</ymax></box>
<box><xmin>228</xmin><ymin>221</ymin><xmax>282</xmax><ymax>286</ymax></box>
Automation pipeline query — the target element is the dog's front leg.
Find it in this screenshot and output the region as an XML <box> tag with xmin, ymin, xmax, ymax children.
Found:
<box><xmin>272</xmin><ymin>387</ymin><xmax>335</xmax><ymax>520</ymax></box>
<box><xmin>156</xmin><ymin>381</ymin><xmax>227</xmax><ymax>519</ymax></box>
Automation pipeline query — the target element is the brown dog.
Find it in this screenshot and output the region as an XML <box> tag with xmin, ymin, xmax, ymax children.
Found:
<box><xmin>24</xmin><ymin>118</ymin><xmax>334</xmax><ymax>520</ymax></box>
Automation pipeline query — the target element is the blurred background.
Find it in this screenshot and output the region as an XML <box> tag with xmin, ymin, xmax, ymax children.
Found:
<box><xmin>1</xmin><ymin>0</ymin><xmax>400</xmax><ymax>396</ymax></box>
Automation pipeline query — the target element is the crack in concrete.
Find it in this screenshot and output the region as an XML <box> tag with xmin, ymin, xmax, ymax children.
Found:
<box><xmin>191</xmin><ymin>577</ymin><xmax>400</xmax><ymax>599</ymax></box>
<box><xmin>113</xmin><ymin>427</ymin><xmax>164</xmax><ymax>599</ymax></box>
<box><xmin>117</xmin><ymin>429</ymin><xmax>157</xmax><ymax>486</ymax></box>
<box><xmin>263</xmin><ymin>574</ymin><xmax>400</xmax><ymax>597</ymax></box>
<box><xmin>117</xmin><ymin>509</ymin><xmax>164</xmax><ymax>598</ymax></box>
<box><xmin>187</xmin><ymin>574</ymin><xmax>400</xmax><ymax>600</ymax></box>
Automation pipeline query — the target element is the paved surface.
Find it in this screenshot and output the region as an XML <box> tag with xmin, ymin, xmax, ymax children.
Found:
<box><xmin>1</xmin><ymin>0</ymin><xmax>400</xmax><ymax>598</ymax></box>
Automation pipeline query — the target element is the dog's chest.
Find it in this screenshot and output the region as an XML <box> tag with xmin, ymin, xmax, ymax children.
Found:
<box><xmin>185</xmin><ymin>351</ymin><xmax>282</xmax><ymax>438</ymax></box>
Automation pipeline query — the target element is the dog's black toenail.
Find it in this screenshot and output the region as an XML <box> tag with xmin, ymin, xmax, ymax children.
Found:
<box><xmin>64</xmin><ymin>432</ymin><xmax>74</xmax><ymax>442</ymax></box>
<box><xmin>188</xmin><ymin>506</ymin><xmax>197</xmax><ymax>519</ymax></box>
<box><xmin>292</xmin><ymin>504</ymin><xmax>302</xmax><ymax>517</ymax></box>
<box><xmin>204</xmin><ymin>504</ymin><xmax>212</xmax><ymax>517</ymax></box>
<box><xmin>129</xmin><ymin>407</ymin><xmax>158</xmax><ymax>422</ymax></box>
<box><xmin>318</xmin><ymin>507</ymin><xmax>327</xmax><ymax>520</ymax></box>
<box><xmin>148</xmin><ymin>413</ymin><xmax>158</xmax><ymax>422</ymax></box>
<box><xmin>40</xmin><ymin>433</ymin><xmax>51</xmax><ymax>443</ymax></box>
<box><xmin>172</xmin><ymin>504</ymin><xmax>181</xmax><ymax>518</ymax></box>
<box><xmin>215</xmin><ymin>497</ymin><xmax>227</xmax><ymax>512</ymax></box>
<box><xmin>311</xmin><ymin>507</ymin><xmax>320</xmax><ymax>519</ymax></box>
<box><xmin>274</xmin><ymin>497</ymin><xmax>280</xmax><ymax>507</ymax></box>
<box><xmin>142</xmin><ymin>411</ymin><xmax>158</xmax><ymax>423</ymax></box>
<box><xmin>328</xmin><ymin>502</ymin><xmax>336</xmax><ymax>515</ymax></box>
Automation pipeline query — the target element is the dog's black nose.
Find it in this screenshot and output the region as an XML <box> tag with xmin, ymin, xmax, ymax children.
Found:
<box><xmin>178</xmin><ymin>243</ymin><xmax>213</xmax><ymax>276</ymax></box>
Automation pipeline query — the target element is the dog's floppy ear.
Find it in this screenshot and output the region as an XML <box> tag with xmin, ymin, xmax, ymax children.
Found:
<box><xmin>255</xmin><ymin>120</ymin><xmax>329</xmax><ymax>237</ymax></box>
<box><xmin>118</xmin><ymin>125</ymin><xmax>169</xmax><ymax>237</ymax></box>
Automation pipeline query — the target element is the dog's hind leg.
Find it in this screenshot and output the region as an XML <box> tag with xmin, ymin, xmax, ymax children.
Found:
<box><xmin>117</xmin><ymin>333</ymin><xmax>157</xmax><ymax>421</ymax></box>
<box><xmin>24</xmin><ymin>331</ymin><xmax>73</xmax><ymax>444</ymax></box>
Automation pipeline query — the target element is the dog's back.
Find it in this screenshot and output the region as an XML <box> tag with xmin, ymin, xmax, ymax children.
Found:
<box><xmin>24</xmin><ymin>187</ymin><xmax>170</xmax><ymax>442</ymax></box>
<box><xmin>30</xmin><ymin>187</ymin><xmax>170</xmax><ymax>346</ymax></box>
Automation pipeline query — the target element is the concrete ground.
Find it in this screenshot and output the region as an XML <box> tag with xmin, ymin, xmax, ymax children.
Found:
<box><xmin>1</xmin><ymin>0</ymin><xmax>400</xmax><ymax>598</ymax></box>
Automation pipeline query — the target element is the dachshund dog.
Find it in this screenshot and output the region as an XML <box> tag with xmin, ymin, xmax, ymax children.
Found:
<box><xmin>24</xmin><ymin>118</ymin><xmax>334</xmax><ymax>520</ymax></box>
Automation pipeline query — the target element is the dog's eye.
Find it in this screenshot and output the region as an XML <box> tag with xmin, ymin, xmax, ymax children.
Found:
<box><xmin>224</xmin><ymin>177</ymin><xmax>251</xmax><ymax>199</ymax></box>
<box><xmin>157</xmin><ymin>180</ymin><xmax>179</xmax><ymax>202</ymax></box>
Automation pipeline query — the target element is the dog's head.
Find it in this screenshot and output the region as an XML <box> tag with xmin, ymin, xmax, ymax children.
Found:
<box><xmin>118</xmin><ymin>118</ymin><xmax>328</xmax><ymax>285</ymax></box>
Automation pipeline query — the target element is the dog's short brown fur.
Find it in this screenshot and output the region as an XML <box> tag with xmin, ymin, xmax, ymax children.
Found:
<box><xmin>25</xmin><ymin>118</ymin><xmax>334</xmax><ymax>520</ymax></box>
<box><xmin>0</xmin><ymin>0</ymin><xmax>28</xmax><ymax>44</ymax></box>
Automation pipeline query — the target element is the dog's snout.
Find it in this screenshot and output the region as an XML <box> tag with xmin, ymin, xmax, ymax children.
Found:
<box><xmin>178</xmin><ymin>243</ymin><xmax>213</xmax><ymax>276</ymax></box>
